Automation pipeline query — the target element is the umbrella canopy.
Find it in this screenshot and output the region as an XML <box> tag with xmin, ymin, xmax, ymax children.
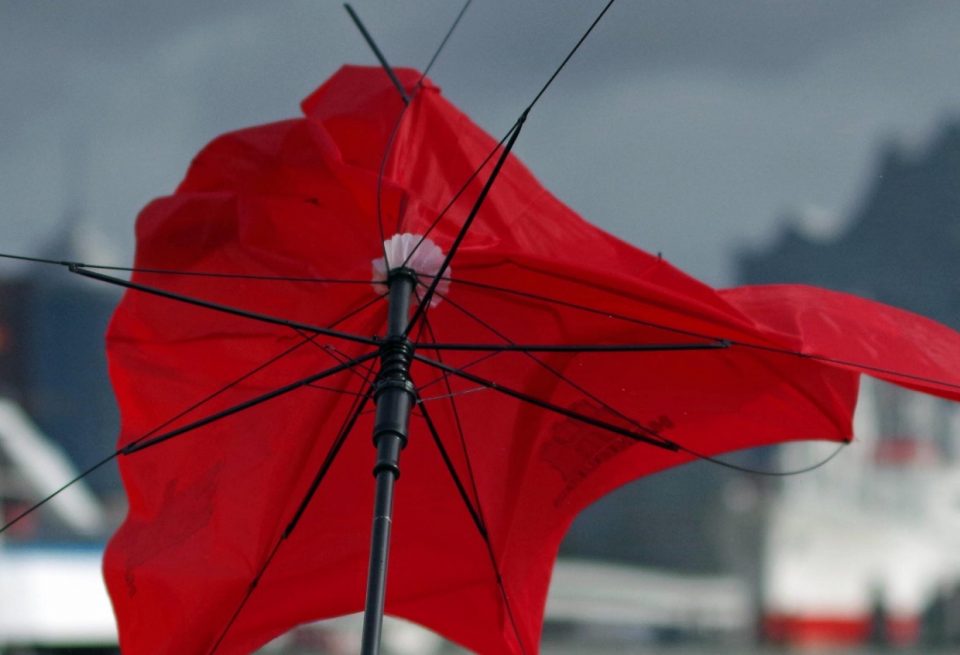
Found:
<box><xmin>103</xmin><ymin>66</ymin><xmax>960</xmax><ymax>654</ymax></box>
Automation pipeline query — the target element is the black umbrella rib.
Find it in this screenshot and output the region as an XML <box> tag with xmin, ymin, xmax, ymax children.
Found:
<box><xmin>207</xmin><ymin>535</ymin><xmax>285</xmax><ymax>655</ymax></box>
<box><xmin>0</xmin><ymin>331</ymin><xmax>333</xmax><ymax>535</ymax></box>
<box><xmin>424</xmin><ymin>285</ymin><xmax>680</xmax><ymax>438</ymax></box>
<box><xmin>405</xmin><ymin>114</ymin><xmax>527</xmax><ymax>336</ymax></box>
<box><xmin>417</xmin><ymin>291</ymin><xmax>853</xmax><ymax>479</ymax></box>
<box><xmin>122</xmin><ymin>350</ymin><xmax>379</xmax><ymax>455</ymax></box>
<box><xmin>415</xmin><ymin>310</ymin><xmax>530</xmax><ymax>654</ymax></box>
<box><xmin>416</xmin><ymin>314</ymin><xmax>528</xmax><ymax>654</ymax></box>
<box><xmin>85</xmin><ymin>267</ymin><xmax>372</xmax><ymax>284</ymax></box>
<box><xmin>378</xmin><ymin>0</ymin><xmax>472</xmax><ymax>246</ymax></box>
<box><xmin>359</xmin><ymin>0</ymin><xmax>474</xmax><ymax>269</ymax></box>
<box><xmin>284</xmin><ymin>387</ymin><xmax>375</xmax><ymax>537</ymax></box>
<box><xmin>413</xmin><ymin>354</ymin><xmax>677</xmax><ymax>452</ymax></box>
<box><xmin>681</xmin><ymin>441</ymin><xmax>848</xmax><ymax>477</ymax></box>
<box><xmin>414</xmin><ymin>333</ymin><xmax>849</xmax><ymax>482</ymax></box>
<box><xmin>401</xmin><ymin>0</ymin><xmax>617</xmax><ymax>271</ymax></box>
<box><xmin>304</xmin><ymin>382</ymin><xmax>369</xmax><ymax>398</ymax></box>
<box><xmin>429</xmin><ymin>274</ymin><xmax>725</xmax><ymax>342</ymax></box>
<box><xmin>437</xmin><ymin>274</ymin><xmax>960</xmax><ymax>393</ymax></box>
<box><xmin>209</xmin><ymin>378</ymin><xmax>375</xmax><ymax>654</ymax></box>
<box><xmin>415</xmin><ymin>394</ymin><xmax>529</xmax><ymax>654</ymax></box>
<box><xmin>290</xmin><ymin>290</ymin><xmax>388</xmax><ymax>389</ymax></box>
<box><xmin>127</xmin><ymin>290</ymin><xmax>383</xmax><ymax>454</ymax></box>
<box><xmin>0</xmin><ymin>451</ymin><xmax>117</xmax><ymax>536</ymax></box>
<box><xmin>432</xmin><ymin>288</ymin><xmax>859</xmax><ymax>476</ymax></box>
<box><xmin>378</xmin><ymin>112</ymin><xmax>406</xmax><ymax>265</ymax></box>
<box><xmin>733</xmin><ymin>342</ymin><xmax>960</xmax><ymax>393</ymax></box>
<box><xmin>414</xmin><ymin>396</ymin><xmax>485</xmax><ymax>536</ymax></box>
<box><xmin>525</xmin><ymin>0</ymin><xmax>616</xmax><ymax>112</ymax></box>
<box><xmin>428</xmin><ymin>286</ymin><xmax>746</xmax><ymax>484</ymax></box>
<box><xmin>297</xmin><ymin>332</ymin><xmax>380</xmax><ymax>389</ymax></box>
<box><xmin>69</xmin><ymin>265</ymin><xmax>378</xmax><ymax>346</ymax></box>
<box><xmin>417</xmin><ymin>311</ymin><xmax>488</xmax><ymax>516</ymax></box>
<box><xmin>414</xmin><ymin>340</ymin><xmax>729</xmax><ymax>353</ymax></box>
<box><xmin>0</xmin><ymin>251</ymin><xmax>373</xmax><ymax>283</ymax></box>
<box><xmin>408</xmin><ymin>0</ymin><xmax>622</xmax><ymax>330</ymax></box>
<box><xmin>344</xmin><ymin>4</ymin><xmax>410</xmax><ymax>105</ymax></box>
<box><xmin>414</xmin><ymin>350</ymin><xmax>502</xmax><ymax>399</ymax></box>
<box><xmin>399</xmin><ymin>131</ymin><xmax>509</xmax><ymax>270</ymax></box>
<box><xmin>417</xmin><ymin>0</ymin><xmax>472</xmax><ymax>85</ymax></box>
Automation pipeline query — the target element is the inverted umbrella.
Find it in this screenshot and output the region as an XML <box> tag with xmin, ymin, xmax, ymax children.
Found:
<box><xmin>86</xmin><ymin>62</ymin><xmax>960</xmax><ymax>655</ymax></box>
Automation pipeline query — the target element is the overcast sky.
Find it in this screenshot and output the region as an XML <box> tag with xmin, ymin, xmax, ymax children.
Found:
<box><xmin>3</xmin><ymin>1</ymin><xmax>960</xmax><ymax>285</ymax></box>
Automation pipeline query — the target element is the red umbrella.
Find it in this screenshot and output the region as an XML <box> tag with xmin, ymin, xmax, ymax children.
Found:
<box><xmin>94</xmin><ymin>62</ymin><xmax>960</xmax><ymax>654</ymax></box>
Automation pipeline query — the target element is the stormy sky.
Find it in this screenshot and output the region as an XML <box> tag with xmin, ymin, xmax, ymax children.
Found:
<box><xmin>3</xmin><ymin>1</ymin><xmax>960</xmax><ymax>285</ymax></box>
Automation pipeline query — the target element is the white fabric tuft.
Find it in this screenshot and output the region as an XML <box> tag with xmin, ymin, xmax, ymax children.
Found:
<box><xmin>371</xmin><ymin>233</ymin><xmax>451</xmax><ymax>307</ymax></box>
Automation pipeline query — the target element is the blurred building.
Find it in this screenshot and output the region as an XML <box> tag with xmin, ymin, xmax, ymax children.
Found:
<box><xmin>0</xmin><ymin>222</ymin><xmax>122</xmax><ymax>651</ymax></box>
<box><xmin>739</xmin><ymin>121</ymin><xmax>960</xmax><ymax>648</ymax></box>
<box><xmin>0</xmin><ymin>221</ymin><xmax>123</xmax><ymax>528</ymax></box>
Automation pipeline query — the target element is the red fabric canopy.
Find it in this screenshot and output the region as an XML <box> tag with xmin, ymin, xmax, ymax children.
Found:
<box><xmin>103</xmin><ymin>66</ymin><xmax>960</xmax><ymax>654</ymax></box>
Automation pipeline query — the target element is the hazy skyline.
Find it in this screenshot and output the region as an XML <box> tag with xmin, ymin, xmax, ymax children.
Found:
<box><xmin>3</xmin><ymin>1</ymin><xmax>960</xmax><ymax>284</ymax></box>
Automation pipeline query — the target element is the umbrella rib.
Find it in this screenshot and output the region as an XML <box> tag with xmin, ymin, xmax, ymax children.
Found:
<box><xmin>415</xmin><ymin>311</ymin><xmax>531</xmax><ymax>654</ymax></box>
<box><xmin>414</xmin><ymin>350</ymin><xmax>502</xmax><ymax>398</ymax></box>
<box><xmin>414</xmin><ymin>395</ymin><xmax>529</xmax><ymax>654</ymax></box>
<box><xmin>383</xmin><ymin>0</ymin><xmax>471</xmax><ymax>240</ymax></box>
<box><xmin>415</xmin><ymin>313</ymin><xmax>544</xmax><ymax>653</ymax></box>
<box><xmin>207</xmin><ymin>536</ymin><xmax>285</xmax><ymax>655</ymax></box>
<box><xmin>399</xmin><ymin>131</ymin><xmax>509</xmax><ymax>270</ymax></box>
<box><xmin>683</xmin><ymin>441</ymin><xmax>848</xmax><ymax>477</ymax></box>
<box><xmin>344</xmin><ymin>4</ymin><xmax>411</xmax><ymax>106</ymax></box>
<box><xmin>125</xmin><ymin>290</ymin><xmax>383</xmax><ymax>454</ymax></box>
<box><xmin>417</xmin><ymin>0</ymin><xmax>472</xmax><ymax>85</ymax></box>
<box><xmin>437</xmin><ymin>275</ymin><xmax>960</xmax><ymax>393</ymax></box>
<box><xmin>0</xmin><ymin>251</ymin><xmax>373</xmax><ymax>284</ymax></box>
<box><xmin>69</xmin><ymin>265</ymin><xmax>378</xmax><ymax>346</ymax></box>
<box><xmin>208</xmin><ymin>379</ymin><xmax>376</xmax><ymax>654</ymax></box>
<box><xmin>418</xmin><ymin>311</ymin><xmax>488</xmax><ymax>524</ymax></box>
<box><xmin>304</xmin><ymin>382</ymin><xmax>369</xmax><ymax>398</ymax></box>
<box><xmin>417</xmin><ymin>385</ymin><xmax>487</xmax><ymax>403</ymax></box>
<box><xmin>400</xmin><ymin>0</ymin><xmax>617</xmax><ymax>271</ymax></box>
<box><xmin>414</xmin><ymin>396</ymin><xmax>485</xmax><ymax>535</ymax></box>
<box><xmin>121</xmin><ymin>351</ymin><xmax>379</xmax><ymax>455</ymax></box>
<box><xmin>415</xmin><ymin>312</ymin><xmax>526</xmax><ymax>653</ymax></box>
<box><xmin>377</xmin><ymin>95</ymin><xmax>407</xmax><ymax>258</ymax></box>
<box><xmin>422</xmin><ymin>284</ymin><xmax>678</xmax><ymax>439</ymax></box>
<box><xmin>393</xmin><ymin>0</ymin><xmax>480</xmax><ymax>260</ymax></box>
<box><xmin>429</xmin><ymin>274</ymin><xmax>721</xmax><ymax>341</ymax></box>
<box><xmin>414</xmin><ymin>340</ymin><xmax>730</xmax><ymax>353</ymax></box>
<box><xmin>0</xmin><ymin>451</ymin><xmax>117</xmax><ymax>536</ymax></box>
<box><xmin>284</xmin><ymin>384</ymin><xmax>377</xmax><ymax>538</ymax></box>
<box><xmin>428</xmin><ymin>290</ymin><xmax>855</xmax><ymax>477</ymax></box>
<box><xmin>732</xmin><ymin>343</ymin><xmax>960</xmax><ymax>393</ymax></box>
<box><xmin>404</xmin><ymin>114</ymin><xmax>527</xmax><ymax>336</ymax></box>
<box><xmin>84</xmin><ymin>267</ymin><xmax>372</xmax><ymax>284</ymax></box>
<box><xmin>303</xmin><ymin>340</ymin><xmax>379</xmax><ymax>395</ymax></box>
<box><xmin>526</xmin><ymin>0</ymin><xmax>617</xmax><ymax>112</ymax></box>
<box><xmin>346</xmin><ymin>0</ymin><xmax>410</xmax><ymax>267</ymax></box>
<box><xmin>296</xmin><ymin>332</ymin><xmax>381</xmax><ymax>388</ymax></box>
<box><xmin>289</xmin><ymin>289</ymin><xmax>387</xmax><ymax>386</ymax></box>
<box><xmin>0</xmin><ymin>331</ymin><xmax>331</xmax><ymax>535</ymax></box>
<box><xmin>413</xmin><ymin>353</ymin><xmax>678</xmax><ymax>452</ymax></box>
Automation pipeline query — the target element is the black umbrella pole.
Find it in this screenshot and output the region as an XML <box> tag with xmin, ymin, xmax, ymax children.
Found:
<box><xmin>361</xmin><ymin>269</ymin><xmax>416</xmax><ymax>655</ymax></box>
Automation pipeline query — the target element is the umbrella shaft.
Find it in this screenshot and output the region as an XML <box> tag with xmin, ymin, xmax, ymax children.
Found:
<box><xmin>361</xmin><ymin>460</ymin><xmax>398</xmax><ymax>655</ymax></box>
<box><xmin>361</xmin><ymin>268</ymin><xmax>416</xmax><ymax>655</ymax></box>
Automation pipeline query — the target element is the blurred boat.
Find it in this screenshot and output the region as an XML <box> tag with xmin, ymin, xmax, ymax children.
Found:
<box><xmin>763</xmin><ymin>378</ymin><xmax>960</xmax><ymax>647</ymax></box>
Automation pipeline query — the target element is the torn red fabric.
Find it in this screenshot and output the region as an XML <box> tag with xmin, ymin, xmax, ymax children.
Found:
<box><xmin>103</xmin><ymin>66</ymin><xmax>960</xmax><ymax>654</ymax></box>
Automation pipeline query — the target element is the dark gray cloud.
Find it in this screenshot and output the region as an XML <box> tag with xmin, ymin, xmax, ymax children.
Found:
<box><xmin>2</xmin><ymin>1</ymin><xmax>960</xmax><ymax>283</ymax></box>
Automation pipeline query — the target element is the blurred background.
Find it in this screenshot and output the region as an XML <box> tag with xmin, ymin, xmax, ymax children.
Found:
<box><xmin>2</xmin><ymin>1</ymin><xmax>960</xmax><ymax>653</ymax></box>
